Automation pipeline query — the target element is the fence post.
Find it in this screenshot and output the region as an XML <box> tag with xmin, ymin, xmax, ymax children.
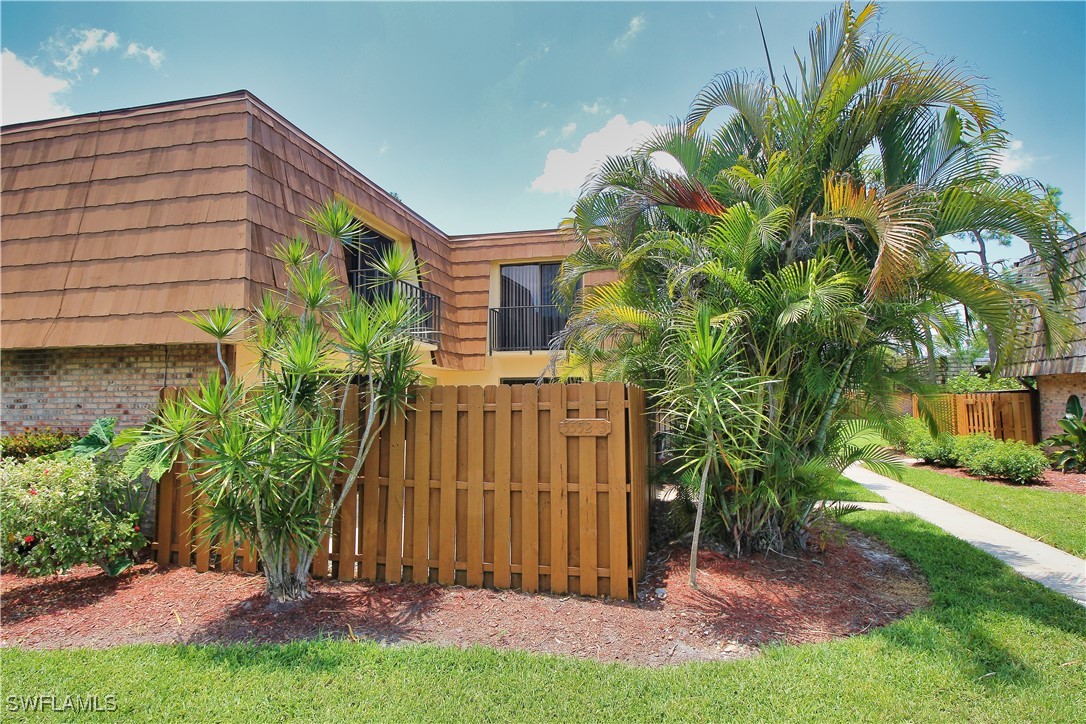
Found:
<box><xmin>607</xmin><ymin>382</ymin><xmax>629</xmax><ymax>599</ymax></box>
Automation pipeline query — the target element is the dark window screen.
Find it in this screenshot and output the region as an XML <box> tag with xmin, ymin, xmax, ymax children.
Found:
<box><xmin>499</xmin><ymin>262</ymin><xmax>561</xmax><ymax>308</ymax></box>
<box><xmin>344</xmin><ymin>226</ymin><xmax>396</xmax><ymax>291</ymax></box>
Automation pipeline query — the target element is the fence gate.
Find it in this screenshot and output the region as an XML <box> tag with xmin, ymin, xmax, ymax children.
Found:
<box><xmin>152</xmin><ymin>383</ymin><xmax>652</xmax><ymax>600</ymax></box>
<box><xmin>911</xmin><ymin>390</ymin><xmax>1038</xmax><ymax>444</ymax></box>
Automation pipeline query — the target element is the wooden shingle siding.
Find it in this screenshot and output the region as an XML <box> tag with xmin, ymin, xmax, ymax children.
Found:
<box><xmin>1</xmin><ymin>90</ymin><xmax>591</xmax><ymax>371</ymax></box>
<box><xmin>1</xmin><ymin>96</ymin><xmax>253</xmax><ymax>349</ymax></box>
<box><xmin>1006</xmin><ymin>235</ymin><xmax>1086</xmax><ymax>377</ymax></box>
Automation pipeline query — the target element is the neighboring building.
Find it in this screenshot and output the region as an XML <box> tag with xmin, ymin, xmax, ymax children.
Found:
<box><xmin>1005</xmin><ymin>233</ymin><xmax>1086</xmax><ymax>440</ymax></box>
<box><xmin>1</xmin><ymin>91</ymin><xmax>599</xmax><ymax>435</ymax></box>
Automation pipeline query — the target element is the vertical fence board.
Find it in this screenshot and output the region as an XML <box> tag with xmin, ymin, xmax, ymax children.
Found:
<box><xmin>577</xmin><ymin>382</ymin><xmax>599</xmax><ymax>596</ymax></box>
<box><xmin>607</xmin><ymin>382</ymin><xmax>629</xmax><ymax>599</ymax></box>
<box><xmin>176</xmin><ymin>460</ymin><xmax>194</xmax><ymax>567</ymax></box>
<box><xmin>627</xmin><ymin>385</ymin><xmax>649</xmax><ymax>591</ymax></box>
<box><xmin>336</xmin><ymin>386</ymin><xmax>361</xmax><ymax>581</ymax></box>
<box><xmin>156</xmin><ymin>465</ymin><xmax>177</xmax><ymax>566</ymax></box>
<box><xmin>385</xmin><ymin>411</ymin><xmax>407</xmax><ymax>583</ymax></box>
<box><xmin>193</xmin><ymin>490</ymin><xmax>212</xmax><ymax>573</ymax></box>
<box><xmin>360</xmin><ymin>415</ymin><xmax>382</xmax><ymax>581</ymax></box>
<box><xmin>412</xmin><ymin>388</ymin><xmax>432</xmax><ymax>583</ymax></box>
<box><xmin>466</xmin><ymin>386</ymin><xmax>485</xmax><ymax>587</ymax></box>
<box><xmin>493</xmin><ymin>384</ymin><xmax>512</xmax><ymax>589</ymax></box>
<box><xmin>521</xmin><ymin>385</ymin><xmax>540</xmax><ymax>592</ymax></box>
<box><xmin>219</xmin><ymin>536</ymin><xmax>235</xmax><ymax>572</ymax></box>
<box><xmin>509</xmin><ymin>385</ymin><xmax>523</xmax><ymax>588</ymax></box>
<box><xmin>438</xmin><ymin>387</ymin><xmax>458</xmax><ymax>585</ymax></box>
<box><xmin>312</xmin><ymin>491</ymin><xmax>330</xmax><ymax>578</ymax></box>
<box><xmin>482</xmin><ymin>386</ymin><xmax>497</xmax><ymax>588</ymax></box>
<box><xmin>548</xmin><ymin>384</ymin><xmax>568</xmax><ymax>594</ymax></box>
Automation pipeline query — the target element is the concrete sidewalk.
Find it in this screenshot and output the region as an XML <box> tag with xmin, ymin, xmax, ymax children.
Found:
<box><xmin>843</xmin><ymin>463</ymin><xmax>1086</xmax><ymax>607</ymax></box>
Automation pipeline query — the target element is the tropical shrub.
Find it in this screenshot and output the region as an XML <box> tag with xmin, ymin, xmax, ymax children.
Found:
<box><xmin>554</xmin><ymin>2</ymin><xmax>1074</xmax><ymax>563</ymax></box>
<box><xmin>950</xmin><ymin>432</ymin><xmax>1001</xmax><ymax>468</ymax></box>
<box><xmin>943</xmin><ymin>371</ymin><xmax>1024</xmax><ymax>393</ymax></box>
<box><xmin>905</xmin><ymin>425</ymin><xmax>957</xmax><ymax>465</ymax></box>
<box><xmin>1045</xmin><ymin>395</ymin><xmax>1086</xmax><ymax>473</ymax></box>
<box><xmin>0</xmin><ymin>457</ymin><xmax>145</xmax><ymax>576</ymax></box>
<box><xmin>131</xmin><ymin>199</ymin><xmax>425</xmax><ymax>601</ymax></box>
<box><xmin>1</xmin><ymin>427</ymin><xmax>79</xmax><ymax>460</ymax></box>
<box><xmin>964</xmin><ymin>440</ymin><xmax>1049</xmax><ymax>484</ymax></box>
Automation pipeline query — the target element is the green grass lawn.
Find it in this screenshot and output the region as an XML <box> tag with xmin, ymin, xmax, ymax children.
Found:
<box><xmin>826</xmin><ymin>475</ymin><xmax>886</xmax><ymax>503</ymax></box>
<box><xmin>3</xmin><ymin>512</ymin><xmax>1084</xmax><ymax>721</ymax></box>
<box><xmin>895</xmin><ymin>465</ymin><xmax>1086</xmax><ymax>558</ymax></box>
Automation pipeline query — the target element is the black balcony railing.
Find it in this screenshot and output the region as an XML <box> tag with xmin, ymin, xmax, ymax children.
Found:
<box><xmin>355</xmin><ymin>270</ymin><xmax>441</xmax><ymax>345</ymax></box>
<box><xmin>489</xmin><ymin>305</ymin><xmax>568</xmax><ymax>352</ymax></box>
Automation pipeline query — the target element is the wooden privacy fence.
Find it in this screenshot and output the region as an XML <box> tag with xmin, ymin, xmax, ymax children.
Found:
<box><xmin>153</xmin><ymin>382</ymin><xmax>652</xmax><ymax>600</ymax></box>
<box><xmin>911</xmin><ymin>391</ymin><xmax>1038</xmax><ymax>443</ymax></box>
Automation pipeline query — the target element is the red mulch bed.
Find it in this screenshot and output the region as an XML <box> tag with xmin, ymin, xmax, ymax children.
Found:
<box><xmin>0</xmin><ymin>530</ymin><xmax>928</xmax><ymax>667</ymax></box>
<box><xmin>917</xmin><ymin>462</ymin><xmax>1086</xmax><ymax>494</ymax></box>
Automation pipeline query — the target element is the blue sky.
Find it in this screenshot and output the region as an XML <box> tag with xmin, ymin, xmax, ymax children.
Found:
<box><xmin>3</xmin><ymin>1</ymin><xmax>1083</xmax><ymax>263</ymax></box>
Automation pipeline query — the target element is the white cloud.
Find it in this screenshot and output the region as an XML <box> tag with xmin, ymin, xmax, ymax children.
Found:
<box><xmin>532</xmin><ymin>114</ymin><xmax>682</xmax><ymax>194</ymax></box>
<box><xmin>2</xmin><ymin>49</ymin><xmax>72</xmax><ymax>124</ymax></box>
<box><xmin>52</xmin><ymin>28</ymin><xmax>119</xmax><ymax>72</ymax></box>
<box><xmin>998</xmin><ymin>139</ymin><xmax>1040</xmax><ymax>174</ymax></box>
<box><xmin>559</xmin><ymin>122</ymin><xmax>577</xmax><ymax>138</ymax></box>
<box><xmin>535</xmin><ymin>127</ymin><xmax>551</xmax><ymax>139</ymax></box>
<box><xmin>582</xmin><ymin>100</ymin><xmax>606</xmax><ymax>115</ymax></box>
<box><xmin>612</xmin><ymin>15</ymin><xmax>646</xmax><ymax>51</ymax></box>
<box><xmin>378</xmin><ymin>141</ymin><xmax>390</xmax><ymax>157</ymax></box>
<box><xmin>124</xmin><ymin>42</ymin><xmax>165</xmax><ymax>68</ymax></box>
<box><xmin>41</xmin><ymin>27</ymin><xmax>165</xmax><ymax>78</ymax></box>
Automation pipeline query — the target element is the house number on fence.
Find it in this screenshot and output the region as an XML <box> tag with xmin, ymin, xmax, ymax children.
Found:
<box><xmin>558</xmin><ymin>418</ymin><xmax>611</xmax><ymax>436</ymax></box>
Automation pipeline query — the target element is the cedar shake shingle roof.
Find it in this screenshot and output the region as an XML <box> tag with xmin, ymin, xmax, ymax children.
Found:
<box><xmin>1005</xmin><ymin>233</ymin><xmax>1086</xmax><ymax>377</ymax></box>
<box><xmin>0</xmin><ymin>91</ymin><xmax>580</xmax><ymax>370</ymax></box>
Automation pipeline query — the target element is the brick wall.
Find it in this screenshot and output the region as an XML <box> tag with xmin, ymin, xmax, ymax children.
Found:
<box><xmin>1037</xmin><ymin>372</ymin><xmax>1086</xmax><ymax>440</ymax></box>
<box><xmin>1</xmin><ymin>345</ymin><xmax>222</xmax><ymax>436</ymax></box>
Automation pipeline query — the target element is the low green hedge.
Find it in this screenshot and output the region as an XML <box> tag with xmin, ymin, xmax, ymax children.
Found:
<box><xmin>0</xmin><ymin>427</ymin><xmax>80</xmax><ymax>460</ymax></box>
<box><xmin>942</xmin><ymin>371</ymin><xmax>1026</xmax><ymax>393</ymax></box>
<box><xmin>901</xmin><ymin>417</ymin><xmax>1048</xmax><ymax>484</ymax></box>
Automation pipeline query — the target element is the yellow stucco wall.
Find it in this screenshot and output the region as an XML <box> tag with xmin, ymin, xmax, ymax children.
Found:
<box><xmin>231</xmin><ymin>249</ymin><xmax>583</xmax><ymax>387</ymax></box>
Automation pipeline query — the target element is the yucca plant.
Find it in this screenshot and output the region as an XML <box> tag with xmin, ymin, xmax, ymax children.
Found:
<box><xmin>130</xmin><ymin>199</ymin><xmax>427</xmax><ymax>601</ymax></box>
<box><xmin>555</xmin><ymin>1</ymin><xmax>1077</xmax><ymax>560</ymax></box>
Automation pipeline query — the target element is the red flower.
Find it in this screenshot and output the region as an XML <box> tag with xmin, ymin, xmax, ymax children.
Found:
<box><xmin>42</xmin><ymin>469</ymin><xmax>49</xmax><ymax>475</ymax></box>
<box><xmin>134</xmin><ymin>525</ymin><xmax>141</xmax><ymax>532</ymax></box>
<box><xmin>23</xmin><ymin>535</ymin><xmax>34</xmax><ymax>544</ymax></box>
<box><xmin>28</xmin><ymin>489</ymin><xmax>37</xmax><ymax>496</ymax></box>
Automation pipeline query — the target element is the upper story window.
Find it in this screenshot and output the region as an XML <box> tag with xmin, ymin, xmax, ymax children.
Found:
<box><xmin>343</xmin><ymin>226</ymin><xmax>396</xmax><ymax>292</ymax></box>
<box><xmin>490</xmin><ymin>262</ymin><xmax>574</xmax><ymax>352</ymax></box>
<box><xmin>499</xmin><ymin>262</ymin><xmax>562</xmax><ymax>309</ymax></box>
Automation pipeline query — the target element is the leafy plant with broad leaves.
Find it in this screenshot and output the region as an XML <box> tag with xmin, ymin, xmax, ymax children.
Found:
<box><xmin>130</xmin><ymin>198</ymin><xmax>427</xmax><ymax>601</ymax></box>
<box><xmin>1046</xmin><ymin>395</ymin><xmax>1086</xmax><ymax>473</ymax></box>
<box><xmin>552</xmin><ymin>1</ymin><xmax>1077</xmax><ymax>564</ymax></box>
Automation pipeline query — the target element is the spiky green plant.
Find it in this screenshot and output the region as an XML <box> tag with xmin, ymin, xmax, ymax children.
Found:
<box><xmin>131</xmin><ymin>200</ymin><xmax>427</xmax><ymax>601</ymax></box>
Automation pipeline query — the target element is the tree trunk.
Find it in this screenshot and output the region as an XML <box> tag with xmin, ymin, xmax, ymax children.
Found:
<box><xmin>689</xmin><ymin>451</ymin><xmax>713</xmax><ymax>589</ymax></box>
<box><xmin>971</xmin><ymin>230</ymin><xmax>998</xmax><ymax>369</ymax></box>
<box><xmin>262</xmin><ymin>541</ymin><xmax>313</xmax><ymax>602</ymax></box>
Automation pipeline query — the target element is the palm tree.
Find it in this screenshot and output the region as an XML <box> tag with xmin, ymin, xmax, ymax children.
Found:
<box><xmin>555</xmin><ymin>1</ymin><xmax>1077</xmax><ymax>562</ymax></box>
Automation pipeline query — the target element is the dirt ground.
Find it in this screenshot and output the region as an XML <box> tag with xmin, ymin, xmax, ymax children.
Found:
<box><xmin>1</xmin><ymin>529</ymin><xmax>929</xmax><ymax>667</ymax></box>
<box><xmin>917</xmin><ymin>462</ymin><xmax>1086</xmax><ymax>495</ymax></box>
